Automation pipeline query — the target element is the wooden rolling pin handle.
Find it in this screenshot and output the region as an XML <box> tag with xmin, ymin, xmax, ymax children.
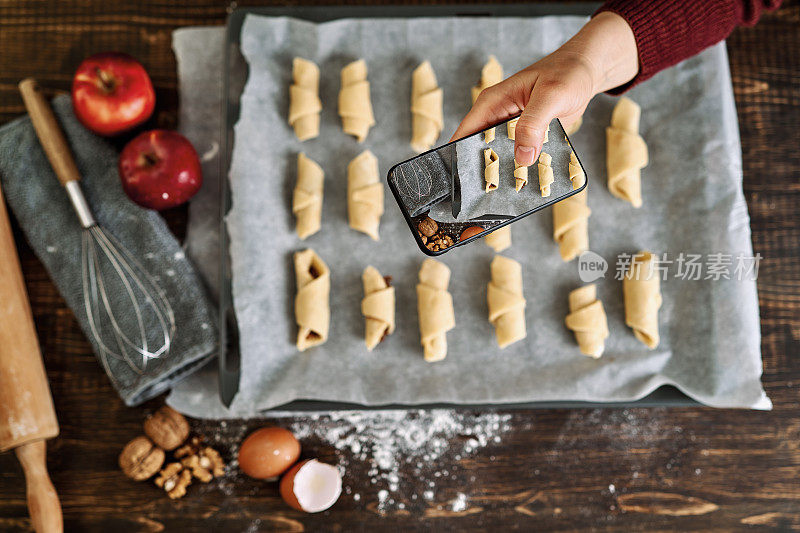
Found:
<box><xmin>15</xmin><ymin>440</ymin><xmax>63</xmax><ymax>533</ymax></box>
<box><xmin>18</xmin><ymin>78</ymin><xmax>81</xmax><ymax>187</ymax></box>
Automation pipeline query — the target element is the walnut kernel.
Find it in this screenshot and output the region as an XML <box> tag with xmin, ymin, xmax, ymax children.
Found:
<box><xmin>155</xmin><ymin>463</ymin><xmax>192</xmax><ymax>499</ymax></box>
<box><xmin>175</xmin><ymin>436</ymin><xmax>226</xmax><ymax>483</ymax></box>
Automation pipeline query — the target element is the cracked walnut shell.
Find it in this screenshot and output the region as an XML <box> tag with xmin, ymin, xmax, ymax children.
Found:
<box><xmin>155</xmin><ymin>462</ymin><xmax>192</xmax><ymax>499</ymax></box>
<box><xmin>144</xmin><ymin>406</ymin><xmax>190</xmax><ymax>451</ymax></box>
<box><xmin>119</xmin><ymin>436</ymin><xmax>164</xmax><ymax>481</ymax></box>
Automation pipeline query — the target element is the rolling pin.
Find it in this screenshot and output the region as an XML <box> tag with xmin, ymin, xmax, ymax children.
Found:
<box><xmin>0</xmin><ymin>179</ymin><xmax>62</xmax><ymax>532</ymax></box>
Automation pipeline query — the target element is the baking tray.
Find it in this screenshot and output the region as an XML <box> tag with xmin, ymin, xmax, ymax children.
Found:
<box><xmin>218</xmin><ymin>3</ymin><xmax>698</xmax><ymax>410</ymax></box>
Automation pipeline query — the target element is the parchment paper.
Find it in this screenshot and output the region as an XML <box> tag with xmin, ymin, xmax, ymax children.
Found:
<box><xmin>168</xmin><ymin>15</ymin><xmax>769</xmax><ymax>417</ymax></box>
<box><xmin>427</xmin><ymin>118</ymin><xmax>574</xmax><ymax>221</ymax></box>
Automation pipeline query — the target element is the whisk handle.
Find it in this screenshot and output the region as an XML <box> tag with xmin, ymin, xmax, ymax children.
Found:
<box><xmin>19</xmin><ymin>79</ymin><xmax>82</xmax><ymax>187</ymax></box>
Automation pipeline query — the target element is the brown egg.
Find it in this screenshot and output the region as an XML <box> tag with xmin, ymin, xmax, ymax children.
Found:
<box><xmin>238</xmin><ymin>427</ymin><xmax>300</xmax><ymax>479</ymax></box>
<box><xmin>460</xmin><ymin>225</ymin><xmax>485</xmax><ymax>241</ymax></box>
<box><xmin>280</xmin><ymin>459</ymin><xmax>342</xmax><ymax>513</ymax></box>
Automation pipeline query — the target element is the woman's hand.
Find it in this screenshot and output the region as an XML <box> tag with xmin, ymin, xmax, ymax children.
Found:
<box><xmin>450</xmin><ymin>12</ymin><xmax>639</xmax><ymax>166</ymax></box>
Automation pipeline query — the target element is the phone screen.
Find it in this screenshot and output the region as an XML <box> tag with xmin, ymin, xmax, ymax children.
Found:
<box><xmin>387</xmin><ymin>116</ymin><xmax>586</xmax><ymax>255</ymax></box>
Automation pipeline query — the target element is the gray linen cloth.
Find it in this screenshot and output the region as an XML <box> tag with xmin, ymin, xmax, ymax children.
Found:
<box><xmin>0</xmin><ymin>95</ymin><xmax>217</xmax><ymax>406</ymax></box>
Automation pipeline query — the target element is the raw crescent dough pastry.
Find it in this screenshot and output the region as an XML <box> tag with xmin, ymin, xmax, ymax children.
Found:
<box><xmin>347</xmin><ymin>150</ymin><xmax>384</xmax><ymax>240</ymax></box>
<box><xmin>623</xmin><ymin>251</ymin><xmax>662</xmax><ymax>348</ymax></box>
<box><xmin>487</xmin><ymin>255</ymin><xmax>527</xmax><ymax>349</ymax></box>
<box><xmin>552</xmin><ymin>152</ymin><xmax>590</xmax><ymax>261</ymax></box>
<box><xmin>339</xmin><ymin>59</ymin><xmax>375</xmax><ymax>142</ymax></box>
<box><xmin>537</xmin><ymin>151</ymin><xmax>554</xmax><ymax>197</ymax></box>
<box><xmin>416</xmin><ymin>258</ymin><xmax>455</xmax><ymax>362</ymax></box>
<box><xmin>565</xmin><ymin>284</ymin><xmax>609</xmax><ymax>358</ymax></box>
<box><xmin>294</xmin><ymin>249</ymin><xmax>330</xmax><ymax>351</ymax></box>
<box><xmin>507</xmin><ymin>117</ymin><xmax>519</xmax><ymax>140</ymax></box>
<box><xmin>544</xmin><ymin>124</ymin><xmax>549</xmax><ymax>143</ymax></box>
<box><xmin>288</xmin><ymin>58</ymin><xmax>322</xmax><ymax>141</ymax></box>
<box><xmin>484</xmin><ymin>148</ymin><xmax>499</xmax><ymax>192</ymax></box>
<box><xmin>514</xmin><ymin>160</ymin><xmax>528</xmax><ymax>192</ymax></box>
<box><xmin>484</xmin><ymin>226</ymin><xmax>511</xmax><ymax>252</ymax></box>
<box><xmin>472</xmin><ymin>56</ymin><xmax>503</xmax><ymax>143</ymax></box>
<box><xmin>568</xmin><ymin>150</ymin><xmax>585</xmax><ymax>189</ymax></box>
<box><xmin>361</xmin><ymin>266</ymin><xmax>395</xmax><ymax>351</ymax></box>
<box><xmin>607</xmin><ymin>97</ymin><xmax>648</xmax><ymax>207</ymax></box>
<box><xmin>292</xmin><ymin>153</ymin><xmax>324</xmax><ymax>239</ymax></box>
<box><xmin>410</xmin><ymin>61</ymin><xmax>443</xmax><ymax>152</ymax></box>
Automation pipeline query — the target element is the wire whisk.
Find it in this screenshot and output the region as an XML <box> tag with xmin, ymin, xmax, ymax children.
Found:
<box><xmin>82</xmin><ymin>226</ymin><xmax>175</xmax><ymax>382</ymax></box>
<box><xmin>20</xmin><ymin>79</ymin><xmax>175</xmax><ymax>384</ymax></box>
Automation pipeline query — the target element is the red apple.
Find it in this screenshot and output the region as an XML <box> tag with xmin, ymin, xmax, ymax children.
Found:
<box><xmin>72</xmin><ymin>52</ymin><xmax>155</xmax><ymax>136</ymax></box>
<box><xmin>118</xmin><ymin>130</ymin><xmax>202</xmax><ymax>210</ymax></box>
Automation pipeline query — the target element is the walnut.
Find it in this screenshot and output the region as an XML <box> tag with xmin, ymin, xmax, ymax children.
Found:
<box><xmin>118</xmin><ymin>436</ymin><xmax>164</xmax><ymax>481</ymax></box>
<box><xmin>418</xmin><ymin>217</ymin><xmax>438</xmax><ymax>237</ymax></box>
<box><xmin>144</xmin><ymin>406</ymin><xmax>190</xmax><ymax>451</ymax></box>
<box><xmin>155</xmin><ymin>462</ymin><xmax>192</xmax><ymax>499</ymax></box>
<box><xmin>419</xmin><ymin>234</ymin><xmax>427</xmax><ymax>244</ymax></box>
<box><xmin>175</xmin><ymin>437</ymin><xmax>226</xmax><ymax>483</ymax></box>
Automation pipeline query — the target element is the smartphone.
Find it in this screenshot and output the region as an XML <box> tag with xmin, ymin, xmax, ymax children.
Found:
<box><xmin>387</xmin><ymin>116</ymin><xmax>588</xmax><ymax>255</ymax></box>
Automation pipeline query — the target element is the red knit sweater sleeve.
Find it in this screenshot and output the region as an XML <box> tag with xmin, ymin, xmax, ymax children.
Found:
<box><xmin>596</xmin><ymin>0</ymin><xmax>783</xmax><ymax>94</ymax></box>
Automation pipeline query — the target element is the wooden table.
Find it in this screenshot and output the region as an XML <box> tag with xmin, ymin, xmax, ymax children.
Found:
<box><xmin>1</xmin><ymin>1</ymin><xmax>798</xmax><ymax>531</ymax></box>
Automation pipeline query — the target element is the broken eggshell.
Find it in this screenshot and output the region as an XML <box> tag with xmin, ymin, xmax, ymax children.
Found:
<box><xmin>279</xmin><ymin>459</ymin><xmax>343</xmax><ymax>513</ymax></box>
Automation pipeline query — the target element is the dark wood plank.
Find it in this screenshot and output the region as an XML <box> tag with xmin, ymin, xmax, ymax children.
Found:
<box><xmin>0</xmin><ymin>1</ymin><xmax>798</xmax><ymax>531</ymax></box>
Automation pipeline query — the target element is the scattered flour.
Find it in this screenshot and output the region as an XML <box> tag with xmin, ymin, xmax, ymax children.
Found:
<box><xmin>282</xmin><ymin>409</ymin><xmax>512</xmax><ymax>513</ymax></box>
<box><xmin>451</xmin><ymin>492</ymin><xmax>468</xmax><ymax>512</ymax></box>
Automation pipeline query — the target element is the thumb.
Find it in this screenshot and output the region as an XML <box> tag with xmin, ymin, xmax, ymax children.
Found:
<box><xmin>449</xmin><ymin>79</ymin><xmax>525</xmax><ymax>143</ymax></box>
<box><xmin>513</xmin><ymin>79</ymin><xmax>566</xmax><ymax>166</ymax></box>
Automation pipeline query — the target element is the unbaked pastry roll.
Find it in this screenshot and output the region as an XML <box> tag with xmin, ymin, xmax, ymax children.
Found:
<box><xmin>292</xmin><ymin>153</ymin><xmax>324</xmax><ymax>239</ymax></box>
<box><xmin>514</xmin><ymin>160</ymin><xmax>528</xmax><ymax>192</ymax></box>
<box><xmin>294</xmin><ymin>249</ymin><xmax>330</xmax><ymax>351</ymax></box>
<box><xmin>411</xmin><ymin>61</ymin><xmax>443</xmax><ymax>152</ymax></box>
<box><xmin>565</xmin><ymin>284</ymin><xmax>609</xmax><ymax>358</ymax></box>
<box><xmin>416</xmin><ymin>258</ymin><xmax>455</xmax><ymax>362</ymax></box>
<box><xmin>339</xmin><ymin>59</ymin><xmax>375</xmax><ymax>142</ymax></box>
<box><xmin>288</xmin><ymin>58</ymin><xmax>322</xmax><ymax>141</ymax></box>
<box><xmin>568</xmin><ymin>150</ymin><xmax>585</xmax><ymax>189</ymax></box>
<box><xmin>484</xmin><ymin>226</ymin><xmax>511</xmax><ymax>252</ymax></box>
<box><xmin>347</xmin><ymin>150</ymin><xmax>384</xmax><ymax>240</ymax></box>
<box><xmin>361</xmin><ymin>266</ymin><xmax>395</xmax><ymax>351</ymax></box>
<box><xmin>607</xmin><ymin>97</ymin><xmax>648</xmax><ymax>207</ymax></box>
<box><xmin>484</xmin><ymin>148</ymin><xmax>499</xmax><ymax>192</ymax></box>
<box><xmin>472</xmin><ymin>56</ymin><xmax>503</xmax><ymax>143</ymax></box>
<box><xmin>537</xmin><ymin>151</ymin><xmax>554</xmax><ymax>197</ymax></box>
<box><xmin>552</xmin><ymin>152</ymin><xmax>590</xmax><ymax>261</ymax></box>
<box><xmin>544</xmin><ymin>124</ymin><xmax>549</xmax><ymax>143</ymax></box>
<box><xmin>623</xmin><ymin>251</ymin><xmax>662</xmax><ymax>349</ymax></box>
<box><xmin>507</xmin><ymin>117</ymin><xmax>519</xmax><ymax>140</ymax></box>
<box><xmin>487</xmin><ymin>255</ymin><xmax>526</xmax><ymax>349</ymax></box>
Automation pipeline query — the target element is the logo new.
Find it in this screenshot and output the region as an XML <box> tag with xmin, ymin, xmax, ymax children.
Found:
<box><xmin>578</xmin><ymin>251</ymin><xmax>607</xmax><ymax>283</ymax></box>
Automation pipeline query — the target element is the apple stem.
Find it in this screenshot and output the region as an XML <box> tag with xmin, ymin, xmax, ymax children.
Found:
<box><xmin>140</xmin><ymin>153</ymin><xmax>158</xmax><ymax>167</ymax></box>
<box><xmin>95</xmin><ymin>68</ymin><xmax>116</xmax><ymax>93</ymax></box>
